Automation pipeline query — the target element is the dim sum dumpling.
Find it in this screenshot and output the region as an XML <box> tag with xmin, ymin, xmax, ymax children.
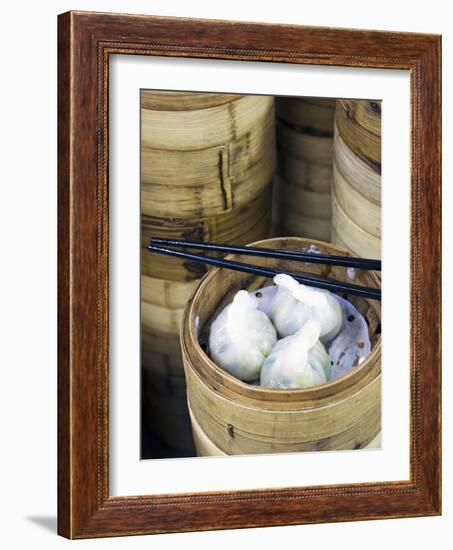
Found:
<box><xmin>209</xmin><ymin>290</ymin><xmax>277</xmax><ymax>381</ymax></box>
<box><xmin>270</xmin><ymin>274</ymin><xmax>343</xmax><ymax>343</ymax></box>
<box><xmin>260</xmin><ymin>320</ymin><xmax>331</xmax><ymax>389</ymax></box>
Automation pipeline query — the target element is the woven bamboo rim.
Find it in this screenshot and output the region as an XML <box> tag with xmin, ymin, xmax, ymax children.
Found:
<box><xmin>141</xmin><ymin>90</ymin><xmax>242</xmax><ymax>111</ymax></box>
<box><xmin>337</xmin><ymin>98</ymin><xmax>381</xmax><ymax>136</ymax></box>
<box><xmin>141</xmin><ymin>108</ymin><xmax>274</xmax><ymax>186</ymax></box>
<box><xmin>141</xmin><ymin>95</ymin><xmax>274</xmax><ymax>151</ymax></box>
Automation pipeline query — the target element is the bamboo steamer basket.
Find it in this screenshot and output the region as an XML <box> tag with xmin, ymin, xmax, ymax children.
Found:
<box><xmin>189</xmin><ymin>406</ymin><xmax>381</xmax><ymax>456</ymax></box>
<box><xmin>141</xmin><ymin>124</ymin><xmax>274</xmax><ymax>189</ymax></box>
<box><xmin>332</xmin><ymin>99</ymin><xmax>381</xmax><ymax>258</ymax></box>
<box><xmin>141</xmin><ymin>278</ymin><xmax>193</xmax><ymax>451</ymax></box>
<box><xmin>330</xmin><ymin>226</ymin><xmax>349</xmax><ymax>251</ymax></box>
<box><xmin>182</xmin><ymin>237</ymin><xmax>381</xmax><ymax>455</ymax></box>
<box><xmin>273</xmin><ymin>201</ymin><xmax>332</xmax><ymax>242</ymax></box>
<box><xmin>279</xmin><ymin>154</ymin><xmax>332</xmax><ymax>193</ymax></box>
<box><xmin>141</xmin><ymin>90</ymin><xmax>242</xmax><ymax>111</ymax></box>
<box><xmin>141</xmin><ymin>288</ymin><xmax>194</xmax><ymax>451</ymax></box>
<box><xmin>331</xmin><ymin>193</ymin><xmax>381</xmax><ymax>259</ymax></box>
<box><xmin>142</xmin><ymin>275</ymin><xmax>198</xmax><ymax>309</ymax></box>
<box><xmin>141</xmin><ymin>92</ymin><xmax>275</xmax><ymax>281</ymax></box>
<box><xmin>141</xmin><ymin>95</ymin><xmax>273</xmax><ymax>151</ymax></box>
<box><xmin>141</xmin><ymin>187</ymin><xmax>272</xmax><ymax>282</ymax></box>
<box><xmin>333</xmin><ymin>129</ymin><xmax>381</xmax><ymax>206</ymax></box>
<box><xmin>274</xmin><ymin>98</ymin><xmax>335</xmax><ymax>242</ymax></box>
<box><xmin>335</xmin><ymin>99</ymin><xmax>381</xmax><ymax>171</ymax></box>
<box><xmin>142</xmin><ymin>300</ymin><xmax>184</xmax><ymax>336</ymax></box>
<box><xmin>141</xmin><ymin>276</ymin><xmax>197</xmax><ymax>336</ymax></box>
<box><xmin>142</xmin><ymin>327</ymin><xmax>182</xmax><ymax>359</ymax></box>
<box><xmin>140</xmin><ymin>92</ymin><xmax>275</xmax><ymax>452</ymax></box>
<box><xmin>141</xmin><ymin>108</ymin><xmax>275</xmax><ymax>218</ymax></box>
<box><xmin>278</xmin><ymin>123</ymin><xmax>334</xmax><ymax>165</ymax></box>
<box><xmin>275</xmin><ymin>176</ymin><xmax>331</xmax><ymax>220</ymax></box>
<box><xmin>276</xmin><ymin>97</ymin><xmax>335</xmax><ymax>133</ymax></box>
<box><xmin>337</xmin><ymin>99</ymin><xmax>381</xmax><ymax>139</ymax></box>
<box><xmin>189</xmin><ymin>406</ymin><xmax>226</xmax><ymax>456</ymax></box>
<box><xmin>333</xmin><ymin>163</ymin><xmax>381</xmax><ymax>238</ymax></box>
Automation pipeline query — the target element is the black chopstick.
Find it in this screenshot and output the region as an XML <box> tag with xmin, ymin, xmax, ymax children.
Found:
<box><xmin>148</xmin><ymin>244</ymin><xmax>381</xmax><ymax>300</ymax></box>
<box><xmin>150</xmin><ymin>237</ymin><xmax>381</xmax><ymax>271</ymax></box>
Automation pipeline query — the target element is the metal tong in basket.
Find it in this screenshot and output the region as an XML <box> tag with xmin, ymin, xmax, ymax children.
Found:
<box><xmin>147</xmin><ymin>237</ymin><xmax>381</xmax><ymax>301</ymax></box>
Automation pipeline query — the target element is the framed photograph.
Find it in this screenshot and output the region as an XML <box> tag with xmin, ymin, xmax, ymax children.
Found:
<box><xmin>58</xmin><ymin>11</ymin><xmax>441</xmax><ymax>538</ymax></box>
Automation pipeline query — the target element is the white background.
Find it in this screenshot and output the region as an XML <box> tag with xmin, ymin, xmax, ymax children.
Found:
<box><xmin>0</xmin><ymin>0</ymin><xmax>450</xmax><ymax>548</ymax></box>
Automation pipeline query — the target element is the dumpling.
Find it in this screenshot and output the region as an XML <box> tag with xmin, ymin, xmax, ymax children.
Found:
<box><xmin>260</xmin><ymin>320</ymin><xmax>331</xmax><ymax>389</ymax></box>
<box><xmin>270</xmin><ymin>274</ymin><xmax>343</xmax><ymax>343</ymax></box>
<box><xmin>209</xmin><ymin>290</ymin><xmax>277</xmax><ymax>381</ymax></box>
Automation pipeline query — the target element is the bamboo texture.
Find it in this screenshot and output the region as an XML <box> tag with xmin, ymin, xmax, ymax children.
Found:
<box><xmin>141</xmin><ymin>187</ymin><xmax>272</xmax><ymax>282</ymax></box>
<box><xmin>189</xmin><ymin>405</ymin><xmax>382</xmax><ymax>456</ymax></box>
<box><xmin>274</xmin><ymin>98</ymin><xmax>335</xmax><ymax>241</ymax></box>
<box><xmin>140</xmin><ymin>92</ymin><xmax>275</xmax><ymax>451</ymax></box>
<box><xmin>182</xmin><ymin>237</ymin><xmax>382</xmax><ymax>455</ymax></box>
<box><xmin>332</xmin><ymin>100</ymin><xmax>381</xmax><ymax>258</ymax></box>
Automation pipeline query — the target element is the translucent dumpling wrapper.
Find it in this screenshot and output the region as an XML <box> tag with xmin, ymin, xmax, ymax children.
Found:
<box><xmin>209</xmin><ymin>290</ymin><xmax>277</xmax><ymax>381</ymax></box>
<box><xmin>249</xmin><ymin>285</ymin><xmax>277</xmax><ymax>318</ymax></box>
<box><xmin>269</xmin><ymin>274</ymin><xmax>343</xmax><ymax>343</ymax></box>
<box><xmin>251</xmin><ymin>285</ymin><xmax>371</xmax><ymax>382</ymax></box>
<box><xmin>260</xmin><ymin>320</ymin><xmax>331</xmax><ymax>389</ymax></box>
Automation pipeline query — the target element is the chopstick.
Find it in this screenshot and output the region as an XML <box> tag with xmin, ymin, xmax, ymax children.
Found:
<box><xmin>148</xmin><ymin>244</ymin><xmax>381</xmax><ymax>300</ymax></box>
<box><xmin>150</xmin><ymin>237</ymin><xmax>381</xmax><ymax>271</ymax></box>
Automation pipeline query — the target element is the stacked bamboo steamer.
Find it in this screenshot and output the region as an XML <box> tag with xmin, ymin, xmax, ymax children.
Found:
<box><xmin>273</xmin><ymin>98</ymin><xmax>336</xmax><ymax>241</ymax></box>
<box><xmin>332</xmin><ymin>100</ymin><xmax>381</xmax><ymax>259</ymax></box>
<box><xmin>141</xmin><ymin>91</ymin><xmax>275</xmax><ymax>452</ymax></box>
<box><xmin>182</xmin><ymin>237</ymin><xmax>382</xmax><ymax>456</ymax></box>
<box><xmin>188</xmin><ymin>409</ymin><xmax>382</xmax><ymax>456</ymax></box>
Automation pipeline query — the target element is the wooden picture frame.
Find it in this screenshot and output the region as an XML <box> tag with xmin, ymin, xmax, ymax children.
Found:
<box><xmin>58</xmin><ymin>11</ymin><xmax>441</xmax><ymax>539</ymax></box>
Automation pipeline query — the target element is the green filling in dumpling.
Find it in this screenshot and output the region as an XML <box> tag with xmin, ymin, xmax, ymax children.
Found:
<box><xmin>209</xmin><ymin>290</ymin><xmax>277</xmax><ymax>381</ymax></box>
<box><xmin>260</xmin><ymin>320</ymin><xmax>330</xmax><ymax>389</ymax></box>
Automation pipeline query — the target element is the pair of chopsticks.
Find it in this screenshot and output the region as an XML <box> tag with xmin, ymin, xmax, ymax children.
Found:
<box><xmin>148</xmin><ymin>237</ymin><xmax>381</xmax><ymax>300</ymax></box>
